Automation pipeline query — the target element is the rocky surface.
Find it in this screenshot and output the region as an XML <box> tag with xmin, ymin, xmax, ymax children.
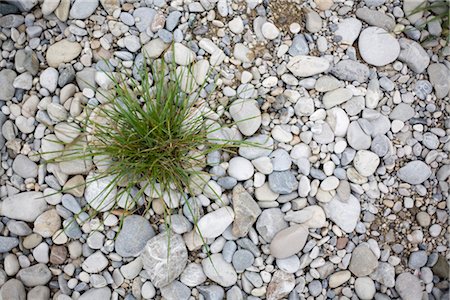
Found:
<box><xmin>0</xmin><ymin>0</ymin><xmax>449</xmax><ymax>299</ymax></box>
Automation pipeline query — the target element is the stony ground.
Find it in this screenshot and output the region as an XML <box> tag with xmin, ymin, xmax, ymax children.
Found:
<box><xmin>0</xmin><ymin>0</ymin><xmax>449</xmax><ymax>299</ymax></box>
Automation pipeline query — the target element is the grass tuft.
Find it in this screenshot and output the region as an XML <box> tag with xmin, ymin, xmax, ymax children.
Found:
<box><xmin>54</xmin><ymin>57</ymin><xmax>248</xmax><ymax>235</ymax></box>
<box><xmin>410</xmin><ymin>0</ymin><xmax>449</xmax><ymax>44</ymax></box>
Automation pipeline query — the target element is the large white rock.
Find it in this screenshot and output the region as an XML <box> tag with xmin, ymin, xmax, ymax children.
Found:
<box><xmin>358</xmin><ymin>27</ymin><xmax>400</xmax><ymax>67</ymax></box>
<box><xmin>197</xmin><ymin>206</ymin><xmax>234</xmax><ymax>238</ymax></box>
<box><xmin>287</xmin><ymin>56</ymin><xmax>330</xmax><ymax>77</ymax></box>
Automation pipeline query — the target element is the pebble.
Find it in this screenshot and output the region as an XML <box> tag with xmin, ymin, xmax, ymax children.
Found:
<box><xmin>358</xmin><ymin>27</ymin><xmax>400</xmax><ymax>66</ymax></box>
<box><xmin>202</xmin><ymin>254</ymin><xmax>237</xmax><ymax>287</ymax></box>
<box><xmin>228</xmin><ymin>157</ymin><xmax>255</xmax><ymax>181</ymax></box>
<box><xmin>197</xmin><ymin>206</ymin><xmax>235</xmax><ymax>238</ymax></box>
<box><xmin>287</xmin><ymin>56</ymin><xmax>330</xmax><ymax>77</ymax></box>
<box><xmin>397</xmin><ymin>38</ymin><xmax>430</xmax><ymax>74</ymax></box>
<box><xmin>349</xmin><ymin>245</ymin><xmax>378</xmax><ymax>277</ymax></box>
<box><xmin>46</xmin><ymin>40</ymin><xmax>82</xmax><ymax>67</ymax></box>
<box><xmin>331</xmin><ymin>60</ymin><xmax>370</xmax><ymax>83</ymax></box>
<box><xmin>69</xmin><ymin>0</ymin><xmax>99</xmax><ymax>19</ymax></box>
<box><xmin>229</xmin><ymin>99</ymin><xmax>261</xmax><ymax>136</ymax></box>
<box><xmin>256</xmin><ymin>208</ymin><xmax>288</xmax><ymax>242</ymax></box>
<box><xmin>354</xmin><ymin>277</ymin><xmax>376</xmax><ymax>299</ymax></box>
<box><xmin>115</xmin><ymin>215</ymin><xmax>155</xmax><ymax>257</ymax></box>
<box><xmin>335</xmin><ymin>18</ymin><xmax>362</xmax><ymax>45</ymax></box>
<box><xmin>1</xmin><ymin>192</ymin><xmax>47</xmax><ymax>222</ymax></box>
<box><xmin>0</xmin><ymin>69</ymin><xmax>17</xmax><ymax>101</ymax></box>
<box><xmin>322</xmin><ymin>194</ymin><xmax>361</xmax><ymax>233</ymax></box>
<box><xmin>268</xmin><ymin>171</ymin><xmax>298</xmax><ymax>194</ymax></box>
<box><xmin>270</xmin><ymin>225</ymin><xmax>309</xmax><ymax>258</ymax></box>
<box><xmin>395</xmin><ymin>273</ymin><xmax>423</xmax><ymax>300</ymax></box>
<box><xmin>261</xmin><ymin>22</ymin><xmax>280</xmax><ymax>40</ymax></box>
<box><xmin>397</xmin><ymin>161</ymin><xmax>432</xmax><ymax>184</ymax></box>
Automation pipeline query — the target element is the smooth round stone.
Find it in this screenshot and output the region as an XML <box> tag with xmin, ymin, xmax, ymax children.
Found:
<box><xmin>269</xmin><ymin>225</ymin><xmax>309</xmax><ymax>259</ymax></box>
<box><xmin>202</xmin><ymin>254</ymin><xmax>237</xmax><ymax>287</ymax></box>
<box><xmin>354</xmin><ymin>277</ymin><xmax>376</xmax><ymax>300</ymax></box>
<box><xmin>180</xmin><ymin>263</ymin><xmax>206</xmax><ymax>287</ymax></box>
<box><xmin>349</xmin><ymin>245</ymin><xmax>378</xmax><ymax>277</ymax></box>
<box><xmin>359</xmin><ymin>27</ymin><xmax>400</xmax><ymax>66</ymax></box>
<box><xmin>353</xmin><ymin>150</ymin><xmax>380</xmax><ymax>177</ymax></box>
<box><xmin>320</xmin><ymin>176</ymin><xmax>339</xmax><ymax>191</ymax></box>
<box><xmin>335</xmin><ymin>18</ymin><xmax>362</xmax><ymax>45</ymax></box>
<box><xmin>228</xmin><ymin>157</ymin><xmax>254</xmax><ymax>181</ymax></box>
<box><xmin>238</xmin><ymin>135</ymin><xmax>274</xmax><ymax>160</ymax></box>
<box><xmin>229</xmin><ymin>16</ymin><xmax>244</xmax><ymax>34</ymax></box>
<box><xmin>268</xmin><ymin>171</ymin><xmax>298</xmax><ymax>194</ymax></box>
<box><xmin>12</xmin><ymin>154</ymin><xmax>38</xmax><ymax>178</ymax></box>
<box><xmin>329</xmin><ymin>270</ymin><xmax>351</xmax><ymax>288</ymax></box>
<box><xmin>397</xmin><ymin>161</ymin><xmax>432</xmax><ymax>184</ymax></box>
<box><xmin>229</xmin><ymin>99</ymin><xmax>261</xmax><ymax>136</ymax></box>
<box><xmin>197</xmin><ymin>207</ymin><xmax>234</xmax><ymax>239</ymax></box>
<box><xmin>115</xmin><ymin>215</ymin><xmax>155</xmax><ymax>257</ymax></box>
<box><xmin>261</xmin><ymin>22</ymin><xmax>280</xmax><ymax>40</ymax></box>
<box><xmin>408</xmin><ymin>251</ymin><xmax>428</xmax><ymax>269</ymax></box>
<box><xmin>232</xmin><ymin>250</ymin><xmax>254</xmax><ymax>273</ymax></box>
<box><xmin>287</xmin><ymin>56</ymin><xmax>330</xmax><ymax>77</ymax></box>
<box><xmin>308</xmin><ymin>280</ymin><xmax>322</xmax><ymax>297</ymax></box>
<box><xmin>395</xmin><ymin>273</ymin><xmax>423</xmax><ymax>300</ymax></box>
<box><xmin>416</xmin><ymin>212</ymin><xmax>431</xmax><ymax>227</ymax></box>
<box><xmin>276</xmin><ymin>255</ymin><xmax>300</xmax><ymax>273</ymax></box>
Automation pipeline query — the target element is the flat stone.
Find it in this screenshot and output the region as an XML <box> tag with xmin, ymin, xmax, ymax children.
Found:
<box><xmin>0</xmin><ymin>279</ymin><xmax>26</xmax><ymax>300</ymax></box>
<box><xmin>285</xmin><ymin>205</ymin><xmax>326</xmax><ymax>228</ymax></box>
<box><xmin>331</xmin><ymin>60</ymin><xmax>370</xmax><ymax>83</ymax></box>
<box><xmin>270</xmin><ymin>225</ymin><xmax>309</xmax><ymax>259</ymax></box>
<box><xmin>202</xmin><ymin>254</ymin><xmax>237</xmax><ymax>287</ymax></box>
<box><xmin>84</xmin><ymin>174</ymin><xmax>117</xmax><ymax>212</ymax></box>
<box><xmin>329</xmin><ymin>270</ymin><xmax>351</xmax><ymax>288</ymax></box>
<box><xmin>141</xmin><ymin>232</ymin><xmax>188</xmax><ymax>288</ymax></box>
<box><xmin>173</xmin><ymin>43</ymin><xmax>196</xmax><ymax>65</ymax></box>
<box><xmin>79</xmin><ymin>288</ymin><xmax>111</xmax><ymax>300</ymax></box>
<box><xmin>198</xmin><ymin>285</ymin><xmax>224</xmax><ymax>300</ymax></box>
<box><xmin>287</xmin><ymin>56</ymin><xmax>330</xmax><ymax>77</ymax></box>
<box><xmin>409</xmin><ymin>251</ymin><xmax>428</xmax><ymax>269</ymax></box>
<box><xmin>428</xmin><ymin>63</ymin><xmax>450</xmax><ymax>99</ymax></box>
<box><xmin>232</xmin><ymin>184</ymin><xmax>261</xmax><ymax>237</ymax></box>
<box><xmin>397</xmin><ymin>38</ymin><xmax>430</xmax><ymax>74</ymax></box>
<box><xmin>355</xmin><ymin>7</ymin><xmax>395</xmax><ymax>31</ymax></box>
<box><xmin>349</xmin><ymin>245</ymin><xmax>378</xmax><ymax>277</ymax></box>
<box><xmin>229</xmin><ymin>99</ymin><xmax>261</xmax><ymax>136</ymax></box>
<box><xmin>288</xmin><ymin>34</ymin><xmax>309</xmax><ymax>56</ymax></box>
<box><xmin>228</xmin><ymin>157</ymin><xmax>255</xmax><ymax>181</ymax></box>
<box><xmin>0</xmin><ymin>192</ymin><xmax>47</xmax><ymax>222</ymax></box>
<box><xmin>82</xmin><ymin>251</ymin><xmax>108</xmax><ymax>273</ymax></box>
<box><xmin>16</xmin><ymin>264</ymin><xmax>52</xmax><ymax>287</ymax></box>
<box><xmin>355</xmin><ymin>277</ymin><xmax>376</xmax><ymax>300</ymax></box>
<box><xmin>389</xmin><ymin>103</ymin><xmax>415</xmax><ymax>121</ymax></box>
<box><xmin>353</xmin><ymin>150</ymin><xmax>380</xmax><ymax>177</ymax></box>
<box><xmin>335</xmin><ymin>18</ymin><xmax>362</xmax><ymax>45</ymax></box>
<box><xmin>69</xmin><ymin>0</ymin><xmax>98</xmax><ymax>19</ymax></box>
<box><xmin>238</xmin><ymin>135</ymin><xmax>273</xmax><ymax>159</ymax></box>
<box><xmin>232</xmin><ymin>249</ymin><xmax>254</xmax><ymax>272</ymax></box>
<box><xmin>12</xmin><ymin>154</ymin><xmax>38</xmax><ymax>178</ymax></box>
<box><xmin>0</xmin><ymin>69</ymin><xmax>17</xmax><ymax>101</ymax></box>
<box><xmin>256</xmin><ymin>208</ymin><xmax>289</xmax><ymax>242</ymax></box>
<box><xmin>359</xmin><ymin>27</ymin><xmax>400</xmax><ymax>66</ymax></box>
<box><xmin>46</xmin><ymin>40</ymin><xmax>82</xmax><ymax>67</ymax></box>
<box><xmin>322</xmin><ymin>88</ymin><xmax>353</xmax><ymax>109</ymax></box>
<box><xmin>142</xmin><ymin>38</ymin><xmax>170</xmax><ymax>58</ymax></box>
<box><xmin>180</xmin><ymin>263</ymin><xmax>206</xmax><ymax>287</ymax></box>
<box><xmin>395</xmin><ymin>273</ymin><xmax>423</xmax><ymax>300</ymax></box>
<box><xmin>322</xmin><ymin>194</ymin><xmax>361</xmax><ymax>233</ymax></box>
<box><xmin>0</xmin><ymin>237</ymin><xmax>19</xmax><ymax>253</ymax></box>
<box><xmin>0</xmin><ymin>14</ymin><xmax>24</xmax><ymax>28</ymax></box>
<box><xmin>115</xmin><ymin>215</ymin><xmax>155</xmax><ymax>257</ymax></box>
<box><xmin>268</xmin><ymin>171</ymin><xmax>298</xmax><ymax>194</ymax></box>
<box><xmin>397</xmin><ymin>161</ymin><xmax>432</xmax><ymax>184</ymax></box>
<box><xmin>197</xmin><ymin>206</ymin><xmax>234</xmax><ymax>239</ymax></box>
<box><xmin>347</xmin><ymin>121</ymin><xmax>371</xmax><ymax>150</ymax></box>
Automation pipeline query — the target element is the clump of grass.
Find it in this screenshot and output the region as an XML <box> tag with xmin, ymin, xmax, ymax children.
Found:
<box><xmin>58</xmin><ymin>58</ymin><xmax>245</xmax><ymax>228</ymax></box>
<box><xmin>410</xmin><ymin>0</ymin><xmax>449</xmax><ymax>44</ymax></box>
